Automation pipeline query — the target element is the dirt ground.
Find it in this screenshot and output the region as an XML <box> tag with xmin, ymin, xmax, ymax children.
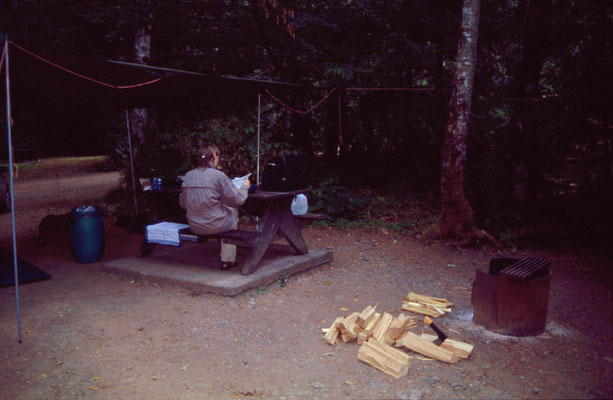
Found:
<box><xmin>0</xmin><ymin>172</ymin><xmax>612</xmax><ymax>399</ymax></box>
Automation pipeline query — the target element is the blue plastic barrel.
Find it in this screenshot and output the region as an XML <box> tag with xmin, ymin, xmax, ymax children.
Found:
<box><xmin>71</xmin><ymin>206</ymin><xmax>105</xmax><ymax>263</ymax></box>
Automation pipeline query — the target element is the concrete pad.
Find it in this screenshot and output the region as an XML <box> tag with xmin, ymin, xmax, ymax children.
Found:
<box><xmin>103</xmin><ymin>240</ymin><xmax>332</xmax><ymax>296</ymax></box>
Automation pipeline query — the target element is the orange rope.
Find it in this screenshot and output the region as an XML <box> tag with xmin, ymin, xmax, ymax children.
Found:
<box><xmin>10</xmin><ymin>42</ymin><xmax>161</xmax><ymax>89</ymax></box>
<box><xmin>265</xmin><ymin>87</ymin><xmax>336</xmax><ymax>115</ymax></box>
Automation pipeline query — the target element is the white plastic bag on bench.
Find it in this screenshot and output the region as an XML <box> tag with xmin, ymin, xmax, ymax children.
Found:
<box><xmin>146</xmin><ymin>222</ymin><xmax>189</xmax><ymax>246</ymax></box>
<box><xmin>291</xmin><ymin>194</ymin><xmax>308</xmax><ymax>215</ymax></box>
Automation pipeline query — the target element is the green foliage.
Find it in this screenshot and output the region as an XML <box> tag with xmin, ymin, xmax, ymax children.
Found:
<box><xmin>309</xmin><ymin>177</ymin><xmax>370</xmax><ymax>220</ymax></box>
<box><xmin>106</xmin><ymin>112</ymin><xmax>297</xmax><ymax>192</ymax></box>
<box><xmin>278</xmin><ymin>272</ymin><xmax>288</xmax><ymax>287</ymax></box>
<box><xmin>308</xmin><ymin>176</ymin><xmax>438</xmax><ymax>235</ymax></box>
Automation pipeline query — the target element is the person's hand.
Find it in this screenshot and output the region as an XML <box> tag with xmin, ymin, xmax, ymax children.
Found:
<box><xmin>242</xmin><ymin>179</ymin><xmax>251</xmax><ymax>189</ymax></box>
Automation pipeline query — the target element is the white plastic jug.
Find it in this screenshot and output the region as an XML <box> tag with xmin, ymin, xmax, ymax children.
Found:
<box><xmin>291</xmin><ymin>194</ymin><xmax>308</xmax><ymax>215</ymax></box>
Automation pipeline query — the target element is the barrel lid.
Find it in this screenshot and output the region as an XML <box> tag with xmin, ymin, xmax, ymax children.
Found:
<box><xmin>72</xmin><ymin>205</ymin><xmax>100</xmax><ymax>216</ymax></box>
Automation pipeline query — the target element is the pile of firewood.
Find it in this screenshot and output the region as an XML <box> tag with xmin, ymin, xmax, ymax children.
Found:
<box><xmin>321</xmin><ymin>293</ymin><xmax>473</xmax><ymax>378</ymax></box>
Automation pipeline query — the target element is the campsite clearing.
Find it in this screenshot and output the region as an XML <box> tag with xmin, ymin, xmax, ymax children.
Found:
<box><xmin>0</xmin><ymin>170</ymin><xmax>611</xmax><ymax>399</ymax></box>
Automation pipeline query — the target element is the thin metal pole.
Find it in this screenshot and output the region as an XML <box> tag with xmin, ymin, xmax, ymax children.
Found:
<box><xmin>257</xmin><ymin>94</ymin><xmax>261</xmax><ymax>187</ymax></box>
<box><xmin>4</xmin><ymin>41</ymin><xmax>22</xmax><ymax>343</ymax></box>
<box><xmin>125</xmin><ymin>110</ymin><xmax>138</xmax><ymax>215</ymax></box>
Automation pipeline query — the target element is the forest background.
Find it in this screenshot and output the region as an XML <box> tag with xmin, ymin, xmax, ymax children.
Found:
<box><xmin>1</xmin><ymin>0</ymin><xmax>612</xmax><ymax>247</ymax></box>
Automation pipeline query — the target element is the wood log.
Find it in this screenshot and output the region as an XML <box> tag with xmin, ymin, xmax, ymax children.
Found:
<box><xmin>339</xmin><ymin>312</ymin><xmax>359</xmax><ymax>333</ymax></box>
<box><xmin>406</xmin><ymin>292</ymin><xmax>454</xmax><ymax>309</ymax></box>
<box><xmin>387</xmin><ymin>314</ymin><xmax>414</xmax><ymax>343</ymax></box>
<box><xmin>399</xmin><ymin>332</ymin><xmax>459</xmax><ymax>364</ymax></box>
<box><xmin>323</xmin><ymin>317</ymin><xmax>344</xmax><ymax>345</ymax></box>
<box><xmin>357</xmin><ymin>338</ymin><xmax>411</xmax><ymax>378</ymax></box>
<box><xmin>420</xmin><ymin>333</ymin><xmax>474</xmax><ymax>359</ymax></box>
<box><xmin>357</xmin><ymin>331</ymin><xmax>369</xmax><ymax>345</ymax></box>
<box><xmin>357</xmin><ymin>312</ymin><xmax>381</xmax><ymax>344</ymax></box>
<box><xmin>365</xmin><ymin>312</ymin><xmax>381</xmax><ymax>332</ymax></box>
<box><xmin>372</xmin><ymin>312</ymin><xmax>394</xmax><ymax>343</ymax></box>
<box><xmin>394</xmin><ymin>330</ymin><xmax>408</xmax><ymax>347</ymax></box>
<box><xmin>339</xmin><ymin>312</ymin><xmax>360</xmax><ymax>342</ymax></box>
<box><xmin>356</xmin><ymin>305</ymin><xmax>377</xmax><ymax>329</ymax></box>
<box><xmin>401</xmin><ymin>301</ymin><xmax>444</xmax><ymax>317</ymax></box>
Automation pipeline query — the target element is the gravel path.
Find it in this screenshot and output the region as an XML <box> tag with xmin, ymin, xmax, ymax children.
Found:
<box><xmin>0</xmin><ymin>171</ymin><xmax>121</xmax><ymax>242</ymax></box>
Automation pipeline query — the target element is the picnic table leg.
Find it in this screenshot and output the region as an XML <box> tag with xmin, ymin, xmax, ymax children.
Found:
<box><xmin>137</xmin><ymin>239</ymin><xmax>156</xmax><ymax>258</ymax></box>
<box><xmin>241</xmin><ymin>207</ymin><xmax>280</xmax><ymax>275</ymax></box>
<box><xmin>278</xmin><ymin>208</ymin><xmax>308</xmax><ymax>254</ymax></box>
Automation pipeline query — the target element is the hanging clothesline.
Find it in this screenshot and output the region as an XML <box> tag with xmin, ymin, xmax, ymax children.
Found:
<box><xmin>264</xmin><ymin>87</ymin><xmax>336</xmax><ymax>115</ymax></box>
<box><xmin>264</xmin><ymin>86</ymin><xmax>450</xmax><ymax>114</ymax></box>
<box><xmin>9</xmin><ymin>42</ymin><xmax>161</xmax><ymax>89</ymax></box>
<box><xmin>263</xmin><ymin>86</ymin><xmax>449</xmax><ymax>148</ymax></box>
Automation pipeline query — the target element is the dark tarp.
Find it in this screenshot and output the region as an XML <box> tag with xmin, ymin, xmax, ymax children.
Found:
<box><xmin>3</xmin><ymin>42</ymin><xmax>305</xmax><ymax>111</ymax></box>
<box><xmin>0</xmin><ymin>248</ymin><xmax>50</xmax><ymax>287</ymax></box>
<box><xmin>1</xmin><ymin>41</ymin><xmax>307</xmax><ymax>158</ymax></box>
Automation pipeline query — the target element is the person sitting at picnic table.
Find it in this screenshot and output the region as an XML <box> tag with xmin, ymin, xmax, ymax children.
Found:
<box><xmin>179</xmin><ymin>142</ymin><xmax>251</xmax><ymax>270</ymax></box>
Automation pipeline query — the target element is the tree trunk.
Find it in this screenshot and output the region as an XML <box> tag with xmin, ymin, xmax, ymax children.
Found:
<box><xmin>129</xmin><ymin>1</ymin><xmax>152</xmax><ymax>146</ymax></box>
<box><xmin>439</xmin><ymin>0</ymin><xmax>491</xmax><ymax>244</ymax></box>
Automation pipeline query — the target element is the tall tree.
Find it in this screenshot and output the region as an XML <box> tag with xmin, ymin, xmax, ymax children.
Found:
<box><xmin>439</xmin><ymin>0</ymin><xmax>492</xmax><ymax>244</ymax></box>
<box><xmin>129</xmin><ymin>0</ymin><xmax>153</xmax><ymax>146</ymax></box>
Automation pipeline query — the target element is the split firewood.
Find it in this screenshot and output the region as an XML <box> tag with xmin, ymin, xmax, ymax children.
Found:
<box><xmin>372</xmin><ymin>312</ymin><xmax>394</xmax><ymax>343</ymax></box>
<box><xmin>399</xmin><ymin>331</ymin><xmax>459</xmax><ymax>363</ymax></box>
<box><xmin>357</xmin><ymin>338</ymin><xmax>411</xmax><ymax>378</ymax></box>
<box><xmin>406</xmin><ymin>292</ymin><xmax>454</xmax><ymax>308</ymax></box>
<box><xmin>385</xmin><ymin>314</ymin><xmax>415</xmax><ymax>344</ymax></box>
<box><xmin>393</xmin><ymin>330</ymin><xmax>408</xmax><ymax>347</ymax></box>
<box><xmin>401</xmin><ymin>292</ymin><xmax>453</xmax><ymax>317</ymax></box>
<box><xmin>323</xmin><ymin>316</ymin><xmax>344</xmax><ymax>345</ymax></box>
<box><xmin>339</xmin><ymin>312</ymin><xmax>360</xmax><ymax>342</ymax></box>
<box><xmin>342</xmin><ymin>332</ymin><xmax>358</xmax><ymax>342</ymax></box>
<box><xmin>339</xmin><ymin>312</ymin><xmax>359</xmax><ymax>333</ymax></box>
<box><xmin>357</xmin><ymin>331</ymin><xmax>368</xmax><ymax>345</ymax></box>
<box><xmin>401</xmin><ymin>302</ymin><xmax>444</xmax><ymax>317</ymax></box>
<box><xmin>356</xmin><ymin>305</ymin><xmax>377</xmax><ymax>329</ymax></box>
<box><xmin>420</xmin><ymin>333</ymin><xmax>474</xmax><ymax>359</ymax></box>
<box><xmin>357</xmin><ymin>312</ymin><xmax>381</xmax><ymax>345</ymax></box>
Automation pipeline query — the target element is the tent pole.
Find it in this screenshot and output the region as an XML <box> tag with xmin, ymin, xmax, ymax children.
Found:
<box><xmin>257</xmin><ymin>94</ymin><xmax>261</xmax><ymax>187</ymax></box>
<box><xmin>4</xmin><ymin>41</ymin><xmax>22</xmax><ymax>343</ymax></box>
<box><xmin>125</xmin><ymin>109</ymin><xmax>138</xmax><ymax>215</ymax></box>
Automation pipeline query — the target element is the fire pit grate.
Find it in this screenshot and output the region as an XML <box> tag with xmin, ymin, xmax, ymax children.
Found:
<box><xmin>500</xmin><ymin>257</ymin><xmax>551</xmax><ymax>279</ymax></box>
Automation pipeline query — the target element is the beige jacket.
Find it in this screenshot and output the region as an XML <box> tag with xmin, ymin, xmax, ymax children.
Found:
<box><xmin>179</xmin><ymin>167</ymin><xmax>248</xmax><ymax>234</ymax></box>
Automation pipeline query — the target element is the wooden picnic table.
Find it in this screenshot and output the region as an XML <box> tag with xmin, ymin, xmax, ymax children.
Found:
<box><xmin>140</xmin><ymin>187</ymin><xmax>312</xmax><ymax>275</ymax></box>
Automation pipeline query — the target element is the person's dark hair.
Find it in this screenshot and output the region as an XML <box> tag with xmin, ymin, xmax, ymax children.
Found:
<box><xmin>197</xmin><ymin>143</ymin><xmax>219</xmax><ymax>169</ymax></box>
